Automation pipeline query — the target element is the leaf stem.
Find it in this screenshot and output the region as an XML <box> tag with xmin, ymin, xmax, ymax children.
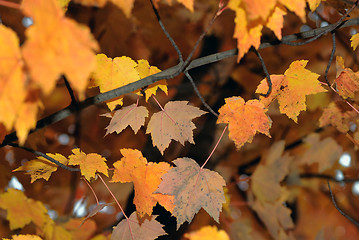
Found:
<box><xmin>201</xmin><ymin>125</ymin><xmax>227</xmax><ymax>169</ymax></box>
<box><xmin>83</xmin><ymin>178</ymin><xmax>99</xmax><ymax>205</ymax></box>
<box><xmin>97</xmin><ymin>174</ymin><xmax>134</xmax><ymax>240</ymax></box>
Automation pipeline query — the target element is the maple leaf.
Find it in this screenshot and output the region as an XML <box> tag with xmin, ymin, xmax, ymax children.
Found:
<box><xmin>111</xmin><ymin>212</ymin><xmax>166</xmax><ymax>240</ymax></box>
<box><xmin>319</xmin><ymin>101</ymin><xmax>357</xmax><ymax>133</ymax></box>
<box><xmin>351</xmin><ymin>33</ymin><xmax>359</xmax><ymax>50</ymax></box>
<box><xmin>252</xmin><ymin>200</ymin><xmax>294</xmax><ymax>240</ymax></box>
<box><xmin>63</xmin><ymin>218</ymin><xmax>97</xmax><ymax>240</ymax></box>
<box><xmin>21</xmin><ymin>0</ymin><xmax>99</xmax><ymax>96</ymax></box>
<box><xmin>251</xmin><ymin>141</ymin><xmax>292</xmax><ymax>203</ymax></box>
<box><xmin>300</xmin><ymin>133</ymin><xmax>343</xmax><ymax>172</ymax></box>
<box><xmin>13</xmin><ymin>153</ymin><xmax>68</xmax><ymax>183</ymax></box>
<box><xmin>184</xmin><ymin>226</ymin><xmax>230</xmax><ymax>240</ymax></box>
<box><xmin>217</xmin><ymin>96</ymin><xmax>272</xmax><ymax>150</ymax></box>
<box><xmin>0</xmin><ymin>26</ymin><xmax>42</xmax><ymax>145</ymax></box>
<box><xmin>73</xmin><ymin>0</ymin><xmax>134</xmax><ymax>18</ymax></box>
<box><xmin>334</xmin><ymin>56</ymin><xmax>359</xmax><ymax>99</ymax></box>
<box><xmin>135</xmin><ymin>59</ymin><xmax>167</xmax><ymax>101</ymax></box>
<box><xmin>0</xmin><ymin>188</ymin><xmax>49</xmax><ymax>230</ymax></box>
<box><xmin>155</xmin><ymin>157</ymin><xmax>226</xmax><ymax>229</ymax></box>
<box><xmin>91</xmin><ymin>55</ymin><xmax>165</xmax><ymax>111</ymax></box>
<box><xmin>111</xmin><ymin>149</ymin><xmax>174</xmax><ymax>217</ymax></box>
<box><xmin>256</xmin><ymin>60</ymin><xmax>327</xmax><ymax>122</ymax></box>
<box><xmin>3</xmin><ymin>235</ymin><xmax>42</xmax><ymax>240</ymax></box>
<box><xmin>146</xmin><ymin>101</ymin><xmax>206</xmax><ymax>154</ymax></box>
<box><xmin>68</xmin><ymin>148</ymin><xmax>108</xmax><ymax>181</ymax></box>
<box><xmin>103</xmin><ymin>104</ymin><xmax>149</xmax><ymax>135</ymax></box>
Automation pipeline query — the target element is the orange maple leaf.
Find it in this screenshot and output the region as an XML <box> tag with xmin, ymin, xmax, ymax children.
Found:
<box><xmin>111</xmin><ymin>149</ymin><xmax>174</xmax><ymax>217</ymax></box>
<box><xmin>228</xmin><ymin>0</ymin><xmax>322</xmax><ymax>61</ymax></box>
<box><xmin>184</xmin><ymin>226</ymin><xmax>230</xmax><ymax>240</ymax></box>
<box><xmin>68</xmin><ymin>148</ymin><xmax>108</xmax><ymax>181</ymax></box>
<box><xmin>14</xmin><ymin>153</ymin><xmax>68</xmax><ymax>183</ymax></box>
<box><xmin>319</xmin><ymin>101</ymin><xmax>358</xmax><ymax>133</ymax></box>
<box><xmin>111</xmin><ymin>212</ymin><xmax>167</xmax><ymax>240</ymax></box>
<box><xmin>217</xmin><ymin>96</ymin><xmax>272</xmax><ymax>150</ymax></box>
<box><xmin>0</xmin><ymin>25</ymin><xmax>43</xmax><ymax>145</ymax></box>
<box><xmin>146</xmin><ymin>101</ymin><xmax>206</xmax><ymax>154</ymax></box>
<box><xmin>300</xmin><ymin>133</ymin><xmax>343</xmax><ymax>173</ymax></box>
<box><xmin>102</xmin><ymin>104</ymin><xmax>149</xmax><ymax>135</ymax></box>
<box><xmin>155</xmin><ymin>157</ymin><xmax>226</xmax><ymax>229</ymax></box>
<box><xmin>21</xmin><ymin>0</ymin><xmax>99</xmax><ymax>96</ymax></box>
<box><xmin>251</xmin><ymin>141</ymin><xmax>292</xmax><ymax>203</ymax></box>
<box><xmin>335</xmin><ymin>56</ymin><xmax>359</xmax><ymax>99</ymax></box>
<box><xmin>0</xmin><ymin>188</ymin><xmax>49</xmax><ymax>230</ymax></box>
<box><xmin>256</xmin><ymin>60</ymin><xmax>327</xmax><ymax>122</ymax></box>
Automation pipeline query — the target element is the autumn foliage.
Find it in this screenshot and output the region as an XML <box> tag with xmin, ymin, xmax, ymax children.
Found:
<box><xmin>2</xmin><ymin>0</ymin><xmax>359</xmax><ymax>239</ymax></box>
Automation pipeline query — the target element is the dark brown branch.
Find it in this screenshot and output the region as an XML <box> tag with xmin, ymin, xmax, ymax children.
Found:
<box><xmin>2</xmin><ymin>17</ymin><xmax>359</xmax><ymax>147</ymax></box>
<box><xmin>8</xmin><ymin>143</ymin><xmax>80</xmax><ymax>172</ymax></box>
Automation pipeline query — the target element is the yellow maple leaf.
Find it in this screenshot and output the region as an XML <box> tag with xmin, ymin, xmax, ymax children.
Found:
<box><xmin>351</xmin><ymin>33</ymin><xmax>359</xmax><ymax>50</ymax></box>
<box><xmin>136</xmin><ymin>59</ymin><xmax>167</xmax><ymax>101</ymax></box>
<box><xmin>21</xmin><ymin>0</ymin><xmax>99</xmax><ymax>96</ymax></box>
<box><xmin>0</xmin><ymin>189</ymin><xmax>49</xmax><ymax>230</ymax></box>
<box><xmin>217</xmin><ymin>96</ymin><xmax>272</xmax><ymax>149</ymax></box>
<box><xmin>3</xmin><ymin>235</ymin><xmax>42</xmax><ymax>240</ymax></box>
<box><xmin>14</xmin><ymin>153</ymin><xmax>68</xmax><ymax>183</ymax></box>
<box><xmin>68</xmin><ymin>148</ymin><xmax>108</xmax><ymax>181</ymax></box>
<box><xmin>256</xmin><ymin>60</ymin><xmax>327</xmax><ymax>122</ymax></box>
<box><xmin>111</xmin><ymin>149</ymin><xmax>174</xmax><ymax>217</ymax></box>
<box><xmin>184</xmin><ymin>226</ymin><xmax>230</xmax><ymax>240</ymax></box>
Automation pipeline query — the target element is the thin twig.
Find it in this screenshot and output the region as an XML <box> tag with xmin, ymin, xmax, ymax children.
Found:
<box><xmin>2</xmin><ymin>17</ymin><xmax>359</xmax><ymax>147</ymax></box>
<box><xmin>63</xmin><ymin>76</ymin><xmax>78</xmax><ymax>106</ymax></box>
<box><xmin>184</xmin><ymin>71</ymin><xmax>218</xmax><ymax>117</ymax></box>
<box><xmin>324</xmin><ymin>32</ymin><xmax>336</xmax><ymax>86</ymax></box>
<box><xmin>149</xmin><ymin>0</ymin><xmax>183</xmax><ymax>62</ymax></box>
<box><xmin>8</xmin><ymin>143</ymin><xmax>80</xmax><ymax>172</ymax></box>
<box><xmin>300</xmin><ymin>173</ymin><xmax>359</xmax><ymax>183</ymax></box>
<box><xmin>327</xmin><ymin>181</ymin><xmax>359</xmax><ymax>227</ymax></box>
<box><xmin>252</xmin><ymin>47</ymin><xmax>272</xmax><ymax>97</ymax></box>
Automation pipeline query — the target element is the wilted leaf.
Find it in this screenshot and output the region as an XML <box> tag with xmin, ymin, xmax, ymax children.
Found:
<box><xmin>251</xmin><ymin>141</ymin><xmax>292</xmax><ymax>203</ymax></box>
<box><xmin>21</xmin><ymin>0</ymin><xmax>99</xmax><ymax>96</ymax></box>
<box><xmin>184</xmin><ymin>226</ymin><xmax>230</xmax><ymax>240</ymax></box>
<box><xmin>156</xmin><ymin>157</ymin><xmax>226</xmax><ymax>229</ymax></box>
<box><xmin>319</xmin><ymin>101</ymin><xmax>357</xmax><ymax>133</ymax></box>
<box><xmin>111</xmin><ymin>149</ymin><xmax>174</xmax><ymax>217</ymax></box>
<box><xmin>252</xmin><ymin>200</ymin><xmax>294</xmax><ymax>240</ymax></box>
<box><xmin>300</xmin><ymin>133</ymin><xmax>343</xmax><ymax>172</ymax></box>
<box><xmin>146</xmin><ymin>101</ymin><xmax>206</xmax><ymax>154</ymax></box>
<box><xmin>82</xmin><ymin>203</ymin><xmax>113</xmax><ymax>226</ymax></box>
<box><xmin>68</xmin><ymin>148</ymin><xmax>108</xmax><ymax>181</ymax></box>
<box><xmin>111</xmin><ymin>212</ymin><xmax>166</xmax><ymax>240</ymax></box>
<box><xmin>0</xmin><ymin>188</ymin><xmax>49</xmax><ymax>230</ymax></box>
<box><xmin>14</xmin><ymin>153</ymin><xmax>68</xmax><ymax>183</ymax></box>
<box><xmin>217</xmin><ymin>96</ymin><xmax>272</xmax><ymax>149</ymax></box>
<box><xmin>256</xmin><ymin>60</ymin><xmax>327</xmax><ymax>122</ymax></box>
<box><xmin>334</xmin><ymin>56</ymin><xmax>359</xmax><ymax>99</ymax></box>
<box><xmin>103</xmin><ymin>104</ymin><xmax>148</xmax><ymax>135</ymax></box>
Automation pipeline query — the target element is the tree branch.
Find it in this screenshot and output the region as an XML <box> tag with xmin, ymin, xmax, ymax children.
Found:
<box><xmin>2</xmin><ymin>17</ymin><xmax>359</xmax><ymax>147</ymax></box>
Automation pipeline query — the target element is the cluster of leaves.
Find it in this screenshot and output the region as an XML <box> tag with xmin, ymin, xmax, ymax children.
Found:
<box><xmin>2</xmin><ymin>0</ymin><xmax>359</xmax><ymax>239</ymax></box>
